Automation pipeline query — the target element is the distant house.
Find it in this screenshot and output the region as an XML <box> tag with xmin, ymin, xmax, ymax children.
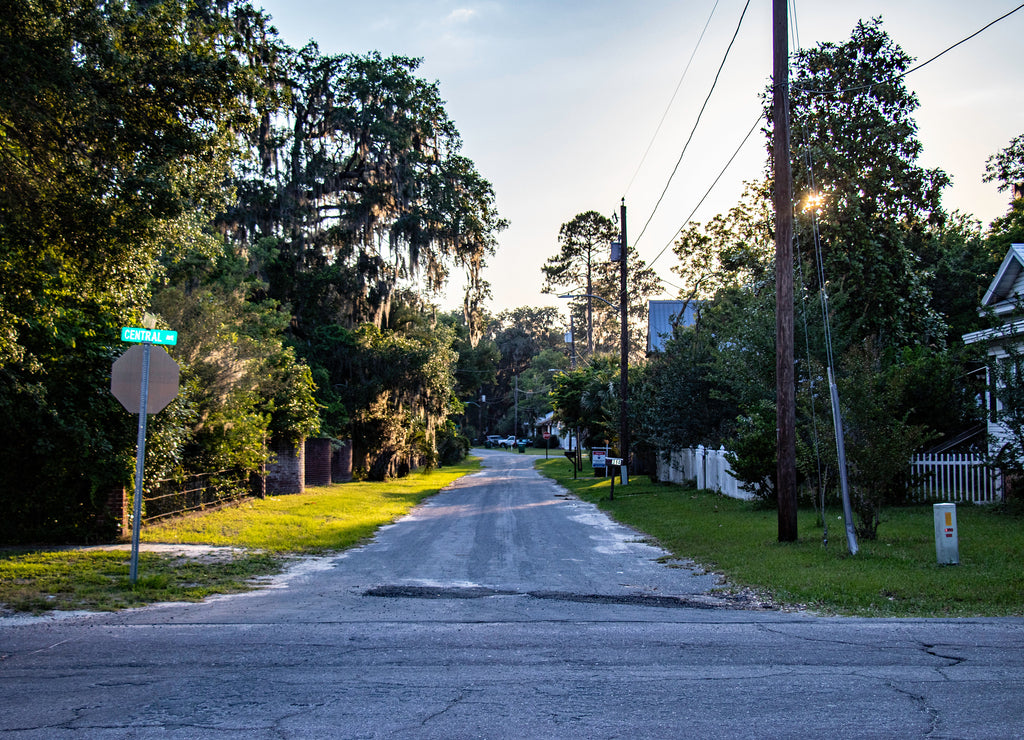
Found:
<box><xmin>646</xmin><ymin>300</ymin><xmax>699</xmax><ymax>353</ymax></box>
<box><xmin>962</xmin><ymin>244</ymin><xmax>1024</xmax><ymax>453</ymax></box>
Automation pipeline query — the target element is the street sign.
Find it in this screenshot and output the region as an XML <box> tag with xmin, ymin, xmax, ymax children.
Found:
<box><xmin>110</xmin><ymin>341</ymin><xmax>181</xmax><ymax>584</ymax></box>
<box><xmin>121</xmin><ymin>326</ymin><xmax>178</xmax><ymax>346</ymax></box>
<box><xmin>111</xmin><ymin>344</ymin><xmax>180</xmax><ymax>414</ymax></box>
<box><xmin>543</xmin><ymin>432</ymin><xmax>551</xmax><ymax>440</ymax></box>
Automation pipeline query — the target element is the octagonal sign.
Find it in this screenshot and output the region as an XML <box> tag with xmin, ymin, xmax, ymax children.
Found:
<box><xmin>111</xmin><ymin>345</ymin><xmax>180</xmax><ymax>414</ymax></box>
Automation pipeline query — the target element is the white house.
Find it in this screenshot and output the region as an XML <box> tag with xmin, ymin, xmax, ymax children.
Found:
<box><xmin>962</xmin><ymin>243</ymin><xmax>1024</xmax><ymax>452</ymax></box>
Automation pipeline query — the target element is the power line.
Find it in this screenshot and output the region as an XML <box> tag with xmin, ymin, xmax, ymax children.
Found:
<box><xmin>654</xmin><ymin>273</ymin><xmax>687</xmax><ymax>294</ymax></box>
<box><xmin>646</xmin><ymin>110</ymin><xmax>762</xmax><ymax>270</ymax></box>
<box><xmin>632</xmin><ymin>0</ymin><xmax>753</xmax><ymax>248</ymax></box>
<box><xmin>623</xmin><ymin>1</ymin><xmax>720</xmax><ymax>198</ymax></box>
<box><xmin>903</xmin><ymin>3</ymin><xmax>1024</xmax><ymax>76</ymax></box>
<box><xmin>792</xmin><ymin>3</ymin><xmax>1024</xmax><ymax>96</ymax></box>
<box><xmin>641</xmin><ymin>1</ymin><xmax>1021</xmax><ymax>281</ymax></box>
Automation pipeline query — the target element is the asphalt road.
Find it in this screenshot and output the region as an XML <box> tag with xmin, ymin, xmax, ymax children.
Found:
<box><xmin>2</xmin><ymin>449</ymin><xmax>1023</xmax><ymax>738</ymax></box>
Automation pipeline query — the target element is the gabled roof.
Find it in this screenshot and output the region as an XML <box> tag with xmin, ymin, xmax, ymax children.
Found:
<box><xmin>647</xmin><ymin>300</ymin><xmax>699</xmax><ymax>353</ymax></box>
<box><xmin>981</xmin><ymin>243</ymin><xmax>1024</xmax><ymax>314</ymax></box>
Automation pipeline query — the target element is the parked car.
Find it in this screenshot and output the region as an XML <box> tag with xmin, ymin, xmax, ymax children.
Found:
<box><xmin>497</xmin><ymin>436</ymin><xmax>517</xmax><ymax>448</ymax></box>
<box><xmin>485</xmin><ymin>435</ymin><xmax>502</xmax><ymax>447</ymax></box>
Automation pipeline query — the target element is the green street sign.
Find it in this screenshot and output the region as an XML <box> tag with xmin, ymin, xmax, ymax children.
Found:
<box><xmin>121</xmin><ymin>327</ymin><xmax>178</xmax><ymax>346</ymax></box>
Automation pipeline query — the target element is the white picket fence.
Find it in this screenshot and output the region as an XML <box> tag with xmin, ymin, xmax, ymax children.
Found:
<box><xmin>657</xmin><ymin>446</ymin><xmax>753</xmax><ymax>500</ymax></box>
<box><xmin>658</xmin><ymin>448</ymin><xmax>1004</xmax><ymax>504</ymax></box>
<box><xmin>910</xmin><ymin>453</ymin><xmax>1003</xmax><ymax>504</ymax></box>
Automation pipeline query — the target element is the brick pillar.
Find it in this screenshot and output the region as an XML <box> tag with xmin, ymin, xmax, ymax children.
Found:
<box><xmin>332</xmin><ymin>440</ymin><xmax>353</xmax><ymax>482</ymax></box>
<box><xmin>304</xmin><ymin>438</ymin><xmax>332</xmax><ymax>487</ymax></box>
<box><xmin>266</xmin><ymin>438</ymin><xmax>305</xmax><ymax>495</ymax></box>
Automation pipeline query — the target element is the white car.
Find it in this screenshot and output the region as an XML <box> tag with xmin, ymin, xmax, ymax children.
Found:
<box><xmin>498</xmin><ymin>436</ymin><xmax>518</xmax><ymax>448</ymax></box>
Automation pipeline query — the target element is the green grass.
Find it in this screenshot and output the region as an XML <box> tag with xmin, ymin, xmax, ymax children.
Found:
<box><xmin>0</xmin><ymin>549</ymin><xmax>280</xmax><ymax>614</ymax></box>
<box><xmin>143</xmin><ymin>459</ymin><xmax>480</xmax><ymax>552</ymax></box>
<box><xmin>0</xmin><ymin>459</ymin><xmax>480</xmax><ymax>614</ymax></box>
<box><xmin>536</xmin><ymin>456</ymin><xmax>1024</xmax><ymax>617</ymax></box>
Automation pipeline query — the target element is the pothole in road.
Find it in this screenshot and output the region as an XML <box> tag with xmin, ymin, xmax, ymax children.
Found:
<box><xmin>362</xmin><ymin>584</ymin><xmax>772</xmax><ymax>610</ymax></box>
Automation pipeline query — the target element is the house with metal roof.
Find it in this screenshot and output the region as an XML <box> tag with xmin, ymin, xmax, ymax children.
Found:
<box><xmin>646</xmin><ymin>300</ymin><xmax>699</xmax><ymax>353</ymax></box>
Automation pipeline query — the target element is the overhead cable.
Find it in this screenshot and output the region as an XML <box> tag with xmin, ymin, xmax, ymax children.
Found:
<box><xmin>632</xmin><ymin>0</ymin><xmax>752</xmax><ymax>248</ymax></box>
<box><xmin>647</xmin><ymin>111</ymin><xmax>762</xmax><ymax>270</ymax></box>
<box><xmin>623</xmin><ymin>1</ymin><xmax>720</xmax><ymax>198</ymax></box>
<box><xmin>793</xmin><ymin>3</ymin><xmax>1024</xmax><ymax>96</ymax></box>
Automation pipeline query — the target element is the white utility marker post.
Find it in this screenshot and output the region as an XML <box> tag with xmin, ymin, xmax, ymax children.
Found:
<box><xmin>934</xmin><ymin>503</ymin><xmax>959</xmax><ymax>565</ymax></box>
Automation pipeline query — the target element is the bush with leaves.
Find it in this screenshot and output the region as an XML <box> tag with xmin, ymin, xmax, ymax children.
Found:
<box><xmin>436</xmin><ymin>421</ymin><xmax>470</xmax><ymax>466</ymax></box>
<box><xmin>725</xmin><ymin>400</ymin><xmax>779</xmax><ymax>503</ymax></box>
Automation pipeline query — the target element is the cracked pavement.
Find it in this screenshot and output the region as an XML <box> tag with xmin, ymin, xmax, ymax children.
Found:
<box><xmin>1</xmin><ymin>449</ymin><xmax>1023</xmax><ymax>738</ymax></box>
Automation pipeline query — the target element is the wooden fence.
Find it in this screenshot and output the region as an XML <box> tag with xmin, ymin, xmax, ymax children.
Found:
<box><xmin>143</xmin><ymin>470</ymin><xmax>252</xmax><ymax>523</ymax></box>
<box><xmin>658</xmin><ymin>448</ymin><xmax>1005</xmax><ymax>505</ymax></box>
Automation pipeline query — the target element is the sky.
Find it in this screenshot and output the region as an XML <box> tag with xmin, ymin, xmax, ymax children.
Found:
<box><xmin>254</xmin><ymin>0</ymin><xmax>1024</xmax><ymax>318</ymax></box>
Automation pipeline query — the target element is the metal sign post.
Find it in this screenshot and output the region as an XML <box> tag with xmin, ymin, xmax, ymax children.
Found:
<box><xmin>111</xmin><ymin>327</ymin><xmax>180</xmax><ymax>584</ymax></box>
<box><xmin>128</xmin><ymin>343</ymin><xmax>152</xmax><ymax>583</ymax></box>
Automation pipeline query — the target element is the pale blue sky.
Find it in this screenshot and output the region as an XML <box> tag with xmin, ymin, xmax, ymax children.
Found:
<box><xmin>255</xmin><ymin>0</ymin><xmax>1024</xmax><ymax>313</ymax></box>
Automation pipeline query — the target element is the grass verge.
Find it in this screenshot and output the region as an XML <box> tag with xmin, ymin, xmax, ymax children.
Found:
<box><xmin>1</xmin><ymin>459</ymin><xmax>480</xmax><ymax>614</ymax></box>
<box><xmin>537</xmin><ymin>456</ymin><xmax>1024</xmax><ymax>617</ymax></box>
<box><xmin>0</xmin><ymin>550</ymin><xmax>280</xmax><ymax>614</ymax></box>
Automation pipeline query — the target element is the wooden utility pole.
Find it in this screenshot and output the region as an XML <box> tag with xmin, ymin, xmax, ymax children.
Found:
<box><xmin>619</xmin><ymin>200</ymin><xmax>630</xmax><ymax>479</ymax></box>
<box><xmin>773</xmin><ymin>0</ymin><xmax>797</xmax><ymax>541</ymax></box>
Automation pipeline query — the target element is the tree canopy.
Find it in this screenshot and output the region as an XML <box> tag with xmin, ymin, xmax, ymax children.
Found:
<box><xmin>0</xmin><ymin>0</ymin><xmax>506</xmax><ymax>540</ymax></box>
<box><xmin>783</xmin><ymin>18</ymin><xmax>951</xmax><ymax>348</ymax></box>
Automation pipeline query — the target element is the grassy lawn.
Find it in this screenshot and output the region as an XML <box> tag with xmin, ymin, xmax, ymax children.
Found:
<box><xmin>0</xmin><ymin>459</ymin><xmax>480</xmax><ymax>614</ymax></box>
<box><xmin>0</xmin><ymin>549</ymin><xmax>280</xmax><ymax>614</ymax></box>
<box><xmin>536</xmin><ymin>456</ymin><xmax>1024</xmax><ymax>617</ymax></box>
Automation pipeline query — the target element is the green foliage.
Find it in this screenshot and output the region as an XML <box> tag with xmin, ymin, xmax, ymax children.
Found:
<box><xmin>543</xmin><ymin>211</ymin><xmax>659</xmax><ymax>361</ymax></box>
<box><xmin>0</xmin><ymin>1</ymin><xmax>499</xmax><ymax>541</ymax></box>
<box><xmin>538</xmin><ymin>458</ymin><xmax>1024</xmax><ymax>617</ymax></box>
<box><xmin>436</xmin><ymin>421</ymin><xmax>470</xmax><ymax>466</ymax></box>
<box><xmin>919</xmin><ymin>212</ymin><xmax>998</xmax><ymax>343</ymax></box>
<box><xmin>218</xmin><ymin>44</ymin><xmax>504</xmax><ymax>480</ymax></box>
<box><xmin>984</xmin><ymin>134</ymin><xmax>1024</xmax><ymax>194</ymax></box>
<box><xmin>326</xmin><ymin>317</ymin><xmax>460</xmax><ymax>480</ymax></box>
<box><xmin>725</xmin><ymin>400</ymin><xmax>778</xmax><ymax>502</ymax></box>
<box><xmin>224</xmin><ymin>44</ymin><xmax>505</xmax><ymax>335</ymax></box>
<box><xmin>985</xmin><ymin>134</ymin><xmax>1024</xmax><ymax>254</ymax></box>
<box><xmin>151</xmin><ymin>243</ymin><xmax>320</xmax><ymax>476</ymax></box>
<box><xmin>785</xmin><ymin>18</ymin><xmax>950</xmax><ymax>348</ymax></box>
<box><xmin>987</xmin><ymin>199</ymin><xmax>1024</xmax><ymax>258</ymax></box>
<box><xmin>550</xmin><ymin>357</ymin><xmax>620</xmax><ymax>450</ymax></box>
<box><xmin>482</xmin><ymin>307</ymin><xmax>567</xmax><ymax>434</ymax></box>
<box><xmin>839</xmin><ymin>342</ymin><xmax>934</xmax><ymax>538</ymax></box>
<box><xmin>631</xmin><ymin>323</ymin><xmax>735</xmax><ymax>452</ymax></box>
<box><xmin>542</xmin><ymin>213</ymin><xmax>618</xmax><ymax>351</ymax></box>
<box><xmin>636</xmin><ymin>22</ymin><xmax>993</xmax><ymax>539</ymax></box>
<box><xmin>0</xmin><ymin>0</ymin><xmax>274</xmax><ymax>542</ymax></box>
<box><xmin>672</xmin><ymin>181</ymin><xmax>774</xmax><ymax>300</ymax></box>
<box><xmin>796</xmin><ymin>343</ymin><xmax>934</xmax><ymax>540</ymax></box>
